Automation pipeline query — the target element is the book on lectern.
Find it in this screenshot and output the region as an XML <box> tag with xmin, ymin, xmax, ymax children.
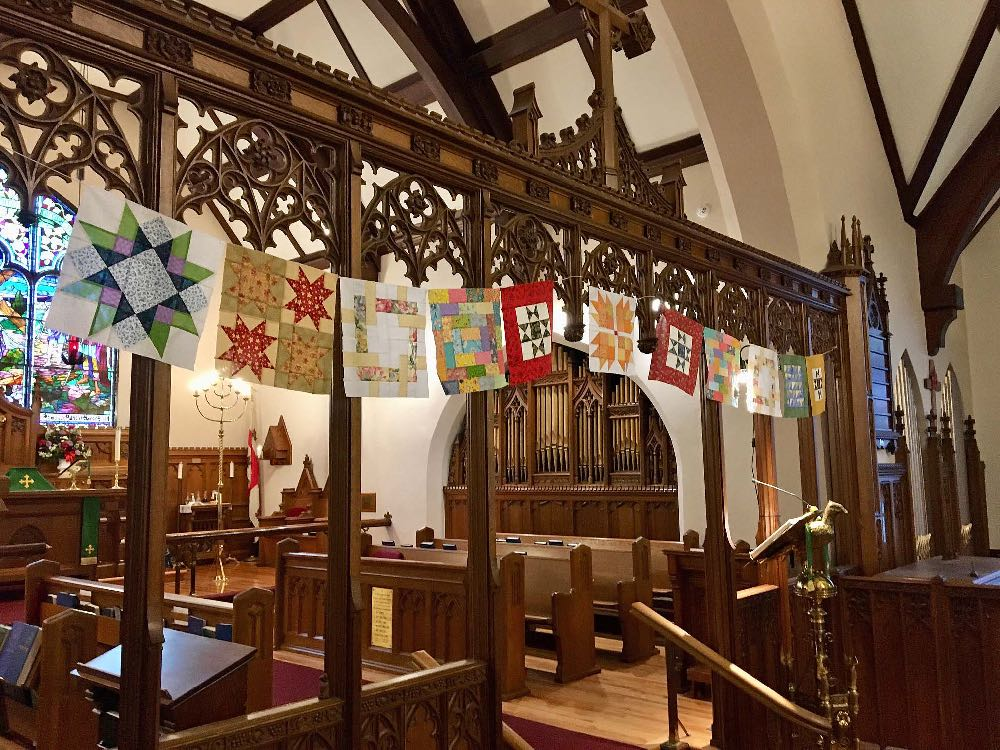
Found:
<box><xmin>749</xmin><ymin>508</ymin><xmax>820</xmax><ymax>563</ymax></box>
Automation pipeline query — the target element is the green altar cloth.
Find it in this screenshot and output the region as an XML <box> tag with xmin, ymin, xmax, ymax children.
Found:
<box><xmin>5</xmin><ymin>467</ymin><xmax>54</xmax><ymax>492</ymax></box>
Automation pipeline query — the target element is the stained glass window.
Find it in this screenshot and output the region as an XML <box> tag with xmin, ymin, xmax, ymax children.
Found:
<box><xmin>0</xmin><ymin>168</ymin><xmax>117</xmax><ymax>427</ymax></box>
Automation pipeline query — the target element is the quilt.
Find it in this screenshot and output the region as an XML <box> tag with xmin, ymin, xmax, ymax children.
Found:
<box><xmin>703</xmin><ymin>327</ymin><xmax>741</xmax><ymax>407</ymax></box>
<box><xmin>588</xmin><ymin>287</ymin><xmax>636</xmax><ymax>375</ymax></box>
<box><xmin>341</xmin><ymin>278</ymin><xmax>428</xmax><ymax>398</ymax></box>
<box><xmin>216</xmin><ymin>245</ymin><xmax>336</xmax><ymax>394</ymax></box>
<box><xmin>429</xmin><ymin>288</ymin><xmax>507</xmax><ymax>394</ymax></box>
<box><xmin>745</xmin><ymin>344</ymin><xmax>782</xmax><ymax>417</ymax></box>
<box><xmin>649</xmin><ymin>308</ymin><xmax>703</xmax><ymax>395</ymax></box>
<box><xmin>500</xmin><ymin>280</ymin><xmax>554</xmax><ymax>385</ymax></box>
<box><xmin>805</xmin><ymin>352</ymin><xmax>826</xmax><ymax>416</ymax></box>
<box><xmin>779</xmin><ymin>354</ymin><xmax>810</xmax><ymax>418</ymax></box>
<box><xmin>45</xmin><ymin>187</ymin><xmax>224</xmax><ymax>369</ymax></box>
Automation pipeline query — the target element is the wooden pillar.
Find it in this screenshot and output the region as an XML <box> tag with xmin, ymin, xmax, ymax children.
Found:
<box><xmin>753</xmin><ymin>414</ymin><xmax>793</xmax><ymax>663</ymax></box>
<box><xmin>698</xmin><ymin>284</ymin><xmax>739</xmax><ymax>748</ymax></box>
<box><xmin>939</xmin><ymin>415</ymin><xmax>961</xmax><ymax>559</ymax></box>
<box><xmin>117</xmin><ymin>71</ymin><xmax>176</xmax><ymax>748</ymax></box>
<box><xmin>325</xmin><ymin>140</ymin><xmax>364</xmax><ymax>746</ymax></box>
<box><xmin>467</xmin><ymin>190</ymin><xmax>500</xmax><ymax>740</ymax></box>
<box><xmin>823</xmin><ymin>218</ymin><xmax>882</xmax><ymax>574</ymax></box>
<box><xmin>798</xmin><ymin>417</ymin><xmax>820</xmax><ymax>505</ymax></box>
<box><xmin>753</xmin><ymin>415</ymin><xmax>780</xmax><ymax>544</ymax></box>
<box><xmin>964</xmin><ymin>416</ymin><xmax>990</xmax><ymax>556</ymax></box>
<box><xmin>924</xmin><ymin>413</ymin><xmax>946</xmax><ymax>558</ymax></box>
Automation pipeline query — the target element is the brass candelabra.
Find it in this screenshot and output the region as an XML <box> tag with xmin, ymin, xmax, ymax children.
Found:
<box><xmin>190</xmin><ymin>371</ymin><xmax>251</xmax><ymax>584</ymax></box>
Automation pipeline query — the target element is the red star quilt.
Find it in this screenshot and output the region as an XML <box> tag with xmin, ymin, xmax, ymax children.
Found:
<box><xmin>215</xmin><ymin>245</ymin><xmax>337</xmax><ymax>394</ymax></box>
<box><xmin>588</xmin><ymin>287</ymin><xmax>636</xmax><ymax>375</ymax></box>
<box><xmin>649</xmin><ymin>309</ymin><xmax>703</xmax><ymax>395</ymax></box>
<box><xmin>501</xmin><ymin>281</ymin><xmax>554</xmax><ymax>385</ymax></box>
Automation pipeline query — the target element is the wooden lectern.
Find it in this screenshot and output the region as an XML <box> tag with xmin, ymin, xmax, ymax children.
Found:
<box><xmin>75</xmin><ymin>628</ymin><xmax>255</xmax><ymax>745</ymax></box>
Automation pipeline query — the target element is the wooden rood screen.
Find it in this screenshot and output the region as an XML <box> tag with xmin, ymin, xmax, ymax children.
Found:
<box><xmin>0</xmin><ymin>1</ymin><xmax>860</xmax><ymax>746</ymax></box>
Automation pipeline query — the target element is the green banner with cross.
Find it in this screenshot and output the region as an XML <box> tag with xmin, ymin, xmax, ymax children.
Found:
<box><xmin>5</xmin><ymin>467</ymin><xmax>54</xmax><ymax>492</ymax></box>
<box><xmin>80</xmin><ymin>496</ymin><xmax>100</xmax><ymax>565</ymax></box>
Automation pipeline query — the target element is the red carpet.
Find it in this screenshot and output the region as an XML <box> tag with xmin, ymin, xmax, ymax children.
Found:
<box><xmin>502</xmin><ymin>714</ymin><xmax>642</xmax><ymax>749</ymax></box>
<box><xmin>272</xmin><ymin>659</ymin><xmax>325</xmax><ymax>706</ymax></box>
<box><xmin>0</xmin><ymin>596</ymin><xmax>24</xmax><ymax>624</ymax></box>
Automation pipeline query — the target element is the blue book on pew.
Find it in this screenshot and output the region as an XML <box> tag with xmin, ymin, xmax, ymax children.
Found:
<box><xmin>382</xmin><ymin>540</ymin><xmax>396</xmax><ymax>546</ymax></box>
<box><xmin>215</xmin><ymin>623</ymin><xmax>233</xmax><ymax>642</ymax></box>
<box><xmin>547</xmin><ymin>539</ymin><xmax>564</xmax><ymax>546</ymax></box>
<box><xmin>55</xmin><ymin>592</ymin><xmax>80</xmax><ymax>609</ymax></box>
<box><xmin>505</xmin><ymin>536</ymin><xmax>521</xmax><ymax>544</ymax></box>
<box><xmin>442</xmin><ymin>543</ymin><xmax>457</xmax><ymax>551</ymax></box>
<box><xmin>187</xmin><ymin>616</ymin><xmax>206</xmax><ymax>636</ymax></box>
<box><xmin>419</xmin><ymin>542</ymin><xmax>435</xmax><ymax>549</ymax></box>
<box><xmin>0</xmin><ymin>622</ymin><xmax>41</xmax><ymax>687</ymax></box>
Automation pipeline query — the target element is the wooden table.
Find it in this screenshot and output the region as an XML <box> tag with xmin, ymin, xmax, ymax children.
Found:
<box><xmin>75</xmin><ymin>628</ymin><xmax>256</xmax><ymax>744</ymax></box>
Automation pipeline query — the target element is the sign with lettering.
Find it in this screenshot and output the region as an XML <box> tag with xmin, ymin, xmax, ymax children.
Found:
<box><xmin>370</xmin><ymin>587</ymin><xmax>393</xmax><ymax>649</ymax></box>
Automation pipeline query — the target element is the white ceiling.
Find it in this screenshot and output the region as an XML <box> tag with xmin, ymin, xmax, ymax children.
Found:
<box><xmin>856</xmin><ymin>0</ymin><xmax>999</xmax><ymax>215</ymax></box>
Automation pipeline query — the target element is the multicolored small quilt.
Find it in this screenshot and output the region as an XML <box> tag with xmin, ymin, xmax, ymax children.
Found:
<box><xmin>45</xmin><ymin>187</ymin><xmax>224</xmax><ymax>369</ymax></box>
<box><xmin>649</xmin><ymin>309</ymin><xmax>703</xmax><ymax>395</ymax></box>
<box><xmin>215</xmin><ymin>245</ymin><xmax>336</xmax><ymax>394</ymax></box>
<box><xmin>588</xmin><ymin>287</ymin><xmax>636</xmax><ymax>375</ymax></box>
<box><xmin>703</xmin><ymin>327</ymin><xmax>741</xmax><ymax>407</ymax></box>
<box><xmin>341</xmin><ymin>278</ymin><xmax>428</xmax><ymax>398</ymax></box>
<box><xmin>779</xmin><ymin>354</ymin><xmax>810</xmax><ymax>418</ymax></box>
<box><xmin>806</xmin><ymin>353</ymin><xmax>826</xmax><ymax>416</ymax></box>
<box><xmin>745</xmin><ymin>344</ymin><xmax>782</xmax><ymax>417</ymax></box>
<box><xmin>501</xmin><ymin>281</ymin><xmax>553</xmax><ymax>385</ymax></box>
<box><xmin>429</xmin><ymin>288</ymin><xmax>507</xmax><ymax>394</ymax></box>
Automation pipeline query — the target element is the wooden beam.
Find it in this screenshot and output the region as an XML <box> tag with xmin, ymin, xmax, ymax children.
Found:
<box><xmin>239</xmin><ymin>0</ymin><xmax>313</xmax><ymax>34</ymax></box>
<box><xmin>842</xmin><ymin>0</ymin><xmax>909</xmax><ymax>220</ymax></box>
<box><xmin>317</xmin><ymin>0</ymin><xmax>369</xmax><ymax>82</ymax></box>
<box><xmin>968</xmin><ymin>193</ymin><xmax>999</xmax><ymax>246</ymax></box>
<box><xmin>638</xmin><ymin>134</ymin><xmax>708</xmax><ymax>172</ymax></box>
<box><xmin>917</xmin><ymin>106</ymin><xmax>1000</xmax><ymax>354</ymax></box>
<box><xmin>385</xmin><ymin>72</ymin><xmax>436</xmax><ymax>107</ymax></box>
<box><xmin>361</xmin><ymin>0</ymin><xmax>512</xmax><ymax>139</ymax></box>
<box><xmin>905</xmin><ymin>0</ymin><xmax>999</xmax><ymax>214</ymax></box>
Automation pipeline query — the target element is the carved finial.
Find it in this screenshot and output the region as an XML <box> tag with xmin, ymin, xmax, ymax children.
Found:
<box><xmin>926</xmin><ymin>412</ymin><xmax>938</xmax><ymax>437</ymax></box>
<box><xmin>510</xmin><ymin>83</ymin><xmax>543</xmax><ymax>157</ymax></box>
<box><xmin>964</xmin><ymin>414</ymin><xmax>976</xmax><ymax>439</ymax></box>
<box><xmin>940</xmin><ymin>413</ymin><xmax>952</xmax><ymax>439</ymax></box>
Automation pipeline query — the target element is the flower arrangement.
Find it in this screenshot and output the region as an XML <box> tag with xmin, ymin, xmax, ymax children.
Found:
<box><xmin>37</xmin><ymin>425</ymin><xmax>92</xmax><ymax>467</ymax></box>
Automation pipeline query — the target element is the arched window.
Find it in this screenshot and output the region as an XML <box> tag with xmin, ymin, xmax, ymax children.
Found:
<box><xmin>894</xmin><ymin>351</ymin><xmax>927</xmax><ymax>537</ymax></box>
<box><xmin>0</xmin><ymin>168</ymin><xmax>117</xmax><ymax>427</ymax></box>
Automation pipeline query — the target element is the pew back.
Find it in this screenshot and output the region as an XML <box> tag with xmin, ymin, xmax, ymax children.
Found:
<box><xmin>24</xmin><ymin>560</ymin><xmax>274</xmax><ymax>713</ymax></box>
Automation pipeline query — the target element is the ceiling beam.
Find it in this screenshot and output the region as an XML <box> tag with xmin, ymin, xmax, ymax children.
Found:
<box><xmin>842</xmin><ymin>0</ymin><xmax>909</xmax><ymax>219</ymax></box>
<box><xmin>638</xmin><ymin>134</ymin><xmax>708</xmax><ymax>173</ymax></box>
<box><xmin>916</xmin><ymin>106</ymin><xmax>1000</xmax><ymax>354</ymax></box>
<box><xmin>385</xmin><ymin>72</ymin><xmax>436</xmax><ymax>108</ymax></box>
<box><xmin>239</xmin><ymin>0</ymin><xmax>313</xmax><ymax>34</ymax></box>
<box><xmin>316</xmin><ymin>0</ymin><xmax>369</xmax><ymax>82</ymax></box>
<box><xmin>905</xmin><ymin>0</ymin><xmax>999</xmax><ymax>215</ymax></box>
<box><xmin>361</xmin><ymin>0</ymin><xmax>512</xmax><ymax>139</ymax></box>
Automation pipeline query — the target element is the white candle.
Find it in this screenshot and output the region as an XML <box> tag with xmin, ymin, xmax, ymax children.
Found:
<box><xmin>113</xmin><ymin>427</ymin><xmax>121</xmax><ymax>462</ymax></box>
<box><xmin>229</xmin><ymin>461</ymin><xmax>235</xmax><ymax>478</ymax></box>
<box><xmin>177</xmin><ymin>462</ymin><xmax>183</xmax><ymax>480</ymax></box>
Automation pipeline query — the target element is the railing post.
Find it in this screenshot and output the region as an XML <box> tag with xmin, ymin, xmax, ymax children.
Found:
<box><xmin>660</xmin><ymin>642</ymin><xmax>690</xmax><ymax>750</ymax></box>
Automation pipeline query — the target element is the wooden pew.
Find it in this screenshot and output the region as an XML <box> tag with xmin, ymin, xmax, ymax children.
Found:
<box><xmin>416</xmin><ymin>527</ymin><xmax>669</xmax><ymax>660</ymax></box>
<box><xmin>366</xmin><ymin>539</ymin><xmax>600</xmax><ymax>680</ymax></box>
<box><xmin>0</xmin><ymin>608</ymin><xmax>99</xmax><ymax>750</ymax></box>
<box><xmin>273</xmin><ymin>539</ymin><xmax>528</xmax><ymax>699</ymax></box>
<box><xmin>23</xmin><ymin>560</ymin><xmax>274</xmax><ymax>713</ymax></box>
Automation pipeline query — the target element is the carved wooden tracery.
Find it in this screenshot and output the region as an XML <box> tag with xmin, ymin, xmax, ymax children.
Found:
<box><xmin>0</xmin><ymin>2</ymin><xmax>855</xmax><ymax>745</ymax></box>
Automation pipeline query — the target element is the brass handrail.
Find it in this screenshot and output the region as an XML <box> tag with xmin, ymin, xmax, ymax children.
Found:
<box><xmin>630</xmin><ymin>602</ymin><xmax>832</xmax><ymax>736</ymax></box>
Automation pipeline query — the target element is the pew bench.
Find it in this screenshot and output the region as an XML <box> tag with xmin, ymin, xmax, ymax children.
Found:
<box><xmin>23</xmin><ymin>560</ymin><xmax>274</xmax><ymax>712</ymax></box>
<box><xmin>273</xmin><ymin>540</ymin><xmax>528</xmax><ymax>699</ymax></box>
<box><xmin>415</xmin><ymin>527</ymin><xmax>662</xmax><ymax>661</ymax></box>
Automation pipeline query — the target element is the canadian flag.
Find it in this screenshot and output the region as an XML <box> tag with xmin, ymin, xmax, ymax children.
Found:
<box><xmin>247</xmin><ymin>429</ymin><xmax>260</xmax><ymax>492</ymax></box>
